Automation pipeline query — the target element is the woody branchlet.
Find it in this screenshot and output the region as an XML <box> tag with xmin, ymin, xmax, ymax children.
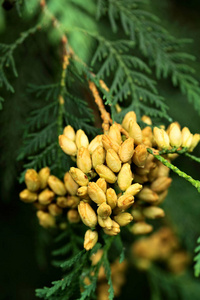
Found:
<box><xmin>19</xmin><ymin>111</ymin><xmax>200</xmax><ymax>251</ymax></box>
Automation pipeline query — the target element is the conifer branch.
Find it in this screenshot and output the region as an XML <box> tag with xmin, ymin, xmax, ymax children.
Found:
<box><xmin>194</xmin><ymin>236</ymin><xmax>200</xmax><ymax>277</ymax></box>
<box><xmin>147</xmin><ymin>148</ymin><xmax>200</xmax><ymax>193</ymax></box>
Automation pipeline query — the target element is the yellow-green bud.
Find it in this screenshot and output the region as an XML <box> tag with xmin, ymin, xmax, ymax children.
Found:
<box><xmin>56</xmin><ymin>196</ymin><xmax>68</xmax><ymax>208</ymax></box>
<box><xmin>64</xmin><ymin>172</ymin><xmax>79</xmax><ymax>195</ymax></box>
<box><xmin>129</xmin><ymin>120</ymin><xmax>143</xmax><ymax>145</ymax></box>
<box><xmin>106</xmin><ymin>149</ymin><xmax>121</xmax><ymax>173</ymax></box>
<box><xmin>38</xmin><ymin>167</ymin><xmax>50</xmax><ymax>189</ymax></box>
<box><xmin>78</xmin><ymin>201</ymin><xmax>97</xmax><ymax>228</ymax></box>
<box><xmin>102</xmin><ymin>135</ymin><xmax>120</xmax><ymax>153</ymax></box>
<box><xmin>132</xmin><ymin>144</ymin><xmax>148</xmax><ymax>168</ymax></box>
<box><xmin>108</xmin><ymin>123</ymin><xmax>122</xmax><ymax>145</ymax></box>
<box><xmin>77</xmin><ymin>147</ymin><xmax>92</xmax><ymax>173</ymax></box>
<box><xmin>63</xmin><ymin>125</ymin><xmax>75</xmax><ymax>141</ymax></box>
<box><xmin>151</xmin><ymin>176</ymin><xmax>172</xmax><ymax>193</ymax></box>
<box><xmin>118</xmin><ymin>138</ymin><xmax>134</xmax><ymax>163</ymax></box>
<box><xmin>19</xmin><ymin>189</ymin><xmax>37</xmax><ymax>203</ymax></box>
<box><xmin>96</xmin><ymin>178</ymin><xmax>107</xmax><ymax>194</ymax></box>
<box><xmin>97</xmin><ymin>203</ymin><xmax>112</xmax><ymax>219</ymax></box>
<box><xmin>59</xmin><ymin>135</ymin><xmax>77</xmax><ymax>156</ymax></box>
<box><xmin>114</xmin><ymin>212</ymin><xmax>133</xmax><ymax>226</ymax></box>
<box><xmin>92</xmin><ymin>146</ymin><xmax>106</xmax><ymax>169</ymax></box>
<box><xmin>25</xmin><ymin>169</ymin><xmax>40</xmax><ymax>192</ymax></box>
<box><xmin>88</xmin><ymin>182</ymin><xmax>106</xmax><ymax>205</ymax></box>
<box><xmin>137</xmin><ymin>187</ymin><xmax>158</xmax><ymax>203</ymax></box>
<box><xmin>67</xmin><ymin>209</ymin><xmax>81</xmax><ymax>223</ymax></box>
<box><xmin>48</xmin><ymin>175</ymin><xmax>67</xmax><ymax>196</ymax></box>
<box><xmin>95</xmin><ymin>164</ymin><xmax>117</xmax><ymax>183</ymax></box>
<box><xmin>153</xmin><ymin>127</ymin><xmax>170</xmax><ymax>149</ymax></box>
<box><xmin>38</xmin><ymin>188</ymin><xmax>55</xmax><ymax>205</ymax></box>
<box><xmin>75</xmin><ymin>129</ymin><xmax>89</xmax><ymax>149</ymax></box>
<box><xmin>103</xmin><ymin>220</ymin><xmax>120</xmax><ymax>236</ymax></box>
<box><xmin>131</xmin><ymin>222</ymin><xmax>153</xmax><ymax>235</ymax></box>
<box><xmin>168</xmin><ymin>123</ymin><xmax>182</xmax><ymax>147</ymax></box>
<box><xmin>84</xmin><ymin>230</ymin><xmax>98</xmax><ymax>251</ymax></box>
<box><xmin>77</xmin><ymin>186</ymin><xmax>88</xmax><ymax>198</ymax></box>
<box><xmin>117</xmin><ymin>194</ymin><xmax>134</xmax><ymax>210</ymax></box>
<box><xmin>106</xmin><ymin>188</ymin><xmax>117</xmax><ymax>209</ymax></box>
<box><xmin>122</xmin><ymin>111</ymin><xmax>137</xmax><ymax>131</ymax></box>
<box><xmin>141</xmin><ymin>115</ymin><xmax>152</xmax><ymax>125</ymax></box>
<box><xmin>36</xmin><ymin>211</ymin><xmax>56</xmax><ymax>228</ymax></box>
<box><xmin>48</xmin><ymin>203</ymin><xmax>63</xmax><ymax>216</ymax></box>
<box><xmin>142</xmin><ymin>206</ymin><xmax>165</xmax><ymax>219</ymax></box>
<box><xmin>98</xmin><ymin>215</ymin><xmax>113</xmax><ymax>229</ymax></box>
<box><xmin>124</xmin><ymin>183</ymin><xmax>143</xmax><ymax>196</ymax></box>
<box><xmin>69</xmin><ymin>167</ymin><xmax>89</xmax><ymax>186</ymax></box>
<box><xmin>188</xmin><ymin>133</ymin><xmax>200</xmax><ymax>152</ymax></box>
<box><xmin>88</xmin><ymin>135</ymin><xmax>103</xmax><ymax>154</ymax></box>
<box><xmin>117</xmin><ymin>163</ymin><xmax>133</xmax><ymax>191</ymax></box>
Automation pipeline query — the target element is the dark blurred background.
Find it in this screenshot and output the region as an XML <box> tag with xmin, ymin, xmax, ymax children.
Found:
<box><xmin>0</xmin><ymin>0</ymin><xmax>200</xmax><ymax>299</ymax></box>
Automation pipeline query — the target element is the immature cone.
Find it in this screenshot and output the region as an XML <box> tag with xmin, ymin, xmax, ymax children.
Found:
<box><xmin>117</xmin><ymin>194</ymin><xmax>134</xmax><ymax>210</ymax></box>
<box><xmin>106</xmin><ymin>188</ymin><xmax>117</xmax><ymax>209</ymax></box>
<box><xmin>103</xmin><ymin>220</ymin><xmax>120</xmax><ymax>236</ymax></box>
<box><xmin>96</xmin><ymin>178</ymin><xmax>107</xmax><ymax>194</ymax></box>
<box><xmin>48</xmin><ymin>203</ymin><xmax>63</xmax><ymax>216</ymax></box>
<box><xmin>95</xmin><ymin>165</ymin><xmax>117</xmax><ymax>183</ymax></box>
<box><xmin>153</xmin><ymin>127</ymin><xmax>170</xmax><ymax>149</ymax></box>
<box><xmin>129</xmin><ymin>120</ymin><xmax>143</xmax><ymax>145</ymax></box>
<box><xmin>59</xmin><ymin>135</ymin><xmax>77</xmax><ymax>156</ymax></box>
<box><xmin>118</xmin><ymin>138</ymin><xmax>134</xmax><ymax>163</ymax></box>
<box><xmin>108</xmin><ymin>123</ymin><xmax>122</xmax><ymax>145</ymax></box>
<box><xmin>56</xmin><ymin>196</ymin><xmax>68</xmax><ymax>208</ymax></box>
<box><xmin>117</xmin><ymin>163</ymin><xmax>133</xmax><ymax>191</ymax></box>
<box><xmin>141</xmin><ymin>115</ymin><xmax>152</xmax><ymax>125</ymax></box>
<box><xmin>77</xmin><ymin>147</ymin><xmax>92</xmax><ymax>173</ymax></box>
<box><xmin>66</xmin><ymin>195</ymin><xmax>80</xmax><ymax>208</ymax></box>
<box><xmin>75</xmin><ymin>129</ymin><xmax>89</xmax><ymax>149</ymax></box>
<box><xmin>88</xmin><ymin>182</ymin><xmax>106</xmax><ymax>205</ymax></box>
<box><xmin>151</xmin><ymin>177</ymin><xmax>172</xmax><ymax>193</ymax></box>
<box><xmin>19</xmin><ymin>189</ymin><xmax>37</xmax><ymax>203</ymax></box>
<box><xmin>131</xmin><ymin>222</ymin><xmax>153</xmax><ymax>235</ymax></box>
<box><xmin>38</xmin><ymin>167</ymin><xmax>50</xmax><ymax>189</ymax></box>
<box><xmin>124</xmin><ymin>183</ymin><xmax>143</xmax><ymax>196</ymax></box>
<box><xmin>38</xmin><ymin>189</ymin><xmax>55</xmax><ymax>205</ymax></box>
<box><xmin>77</xmin><ymin>186</ymin><xmax>88</xmax><ymax>198</ymax></box>
<box><xmin>168</xmin><ymin>123</ymin><xmax>182</xmax><ymax>147</ymax></box>
<box><xmin>67</xmin><ymin>209</ymin><xmax>81</xmax><ymax>223</ymax></box>
<box><xmin>37</xmin><ymin>211</ymin><xmax>56</xmax><ymax>228</ymax></box>
<box><xmin>78</xmin><ymin>201</ymin><xmax>97</xmax><ymax>228</ymax></box>
<box><xmin>88</xmin><ymin>135</ymin><xmax>103</xmax><ymax>154</ymax></box>
<box><xmin>69</xmin><ymin>167</ymin><xmax>89</xmax><ymax>186</ymax></box>
<box><xmin>63</xmin><ymin>125</ymin><xmax>75</xmax><ymax>141</ymax></box>
<box><xmin>132</xmin><ymin>145</ymin><xmax>148</xmax><ymax>168</ymax></box>
<box><xmin>122</xmin><ymin>111</ymin><xmax>137</xmax><ymax>131</ymax></box>
<box><xmin>114</xmin><ymin>212</ymin><xmax>133</xmax><ymax>226</ymax></box>
<box><xmin>25</xmin><ymin>169</ymin><xmax>40</xmax><ymax>192</ymax></box>
<box><xmin>84</xmin><ymin>230</ymin><xmax>98</xmax><ymax>251</ymax></box>
<box><xmin>48</xmin><ymin>175</ymin><xmax>66</xmax><ymax>196</ymax></box>
<box><xmin>92</xmin><ymin>146</ymin><xmax>106</xmax><ymax>169</ymax></box>
<box><xmin>102</xmin><ymin>135</ymin><xmax>120</xmax><ymax>153</ymax></box>
<box><xmin>98</xmin><ymin>215</ymin><xmax>113</xmax><ymax>229</ymax></box>
<box><xmin>137</xmin><ymin>187</ymin><xmax>159</xmax><ymax>203</ymax></box>
<box><xmin>142</xmin><ymin>206</ymin><xmax>165</xmax><ymax>219</ymax></box>
<box><xmin>188</xmin><ymin>134</ymin><xmax>200</xmax><ymax>152</ymax></box>
<box><xmin>64</xmin><ymin>172</ymin><xmax>79</xmax><ymax>195</ymax></box>
<box><xmin>97</xmin><ymin>203</ymin><xmax>112</xmax><ymax>219</ymax></box>
<box><xmin>106</xmin><ymin>149</ymin><xmax>121</xmax><ymax>173</ymax></box>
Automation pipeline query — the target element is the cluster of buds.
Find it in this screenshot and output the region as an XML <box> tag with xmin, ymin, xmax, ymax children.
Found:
<box><xmin>83</xmin><ymin>250</ymin><xmax>127</xmax><ymax>300</ymax></box>
<box><xmin>131</xmin><ymin>227</ymin><xmax>190</xmax><ymax>274</ymax></box>
<box><xmin>19</xmin><ymin>168</ymin><xmax>82</xmax><ymax>228</ymax></box>
<box><xmin>153</xmin><ymin>122</ymin><xmax>200</xmax><ymax>152</ymax></box>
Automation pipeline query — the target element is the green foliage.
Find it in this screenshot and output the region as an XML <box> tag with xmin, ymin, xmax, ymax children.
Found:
<box><xmin>194</xmin><ymin>236</ymin><xmax>200</xmax><ymax>277</ymax></box>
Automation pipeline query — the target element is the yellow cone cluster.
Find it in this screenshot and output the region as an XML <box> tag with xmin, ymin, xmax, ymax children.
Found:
<box><xmin>20</xmin><ymin>111</ymin><xmax>200</xmax><ymax>250</ymax></box>
<box><xmin>131</xmin><ymin>227</ymin><xmax>190</xmax><ymax>274</ymax></box>
<box><xmin>19</xmin><ymin>167</ymin><xmax>82</xmax><ymax>228</ymax></box>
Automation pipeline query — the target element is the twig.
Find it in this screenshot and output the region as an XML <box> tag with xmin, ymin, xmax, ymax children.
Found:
<box><xmin>88</xmin><ymin>80</ymin><xmax>112</xmax><ymax>133</ymax></box>
<box><xmin>147</xmin><ymin>148</ymin><xmax>200</xmax><ymax>193</ymax></box>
